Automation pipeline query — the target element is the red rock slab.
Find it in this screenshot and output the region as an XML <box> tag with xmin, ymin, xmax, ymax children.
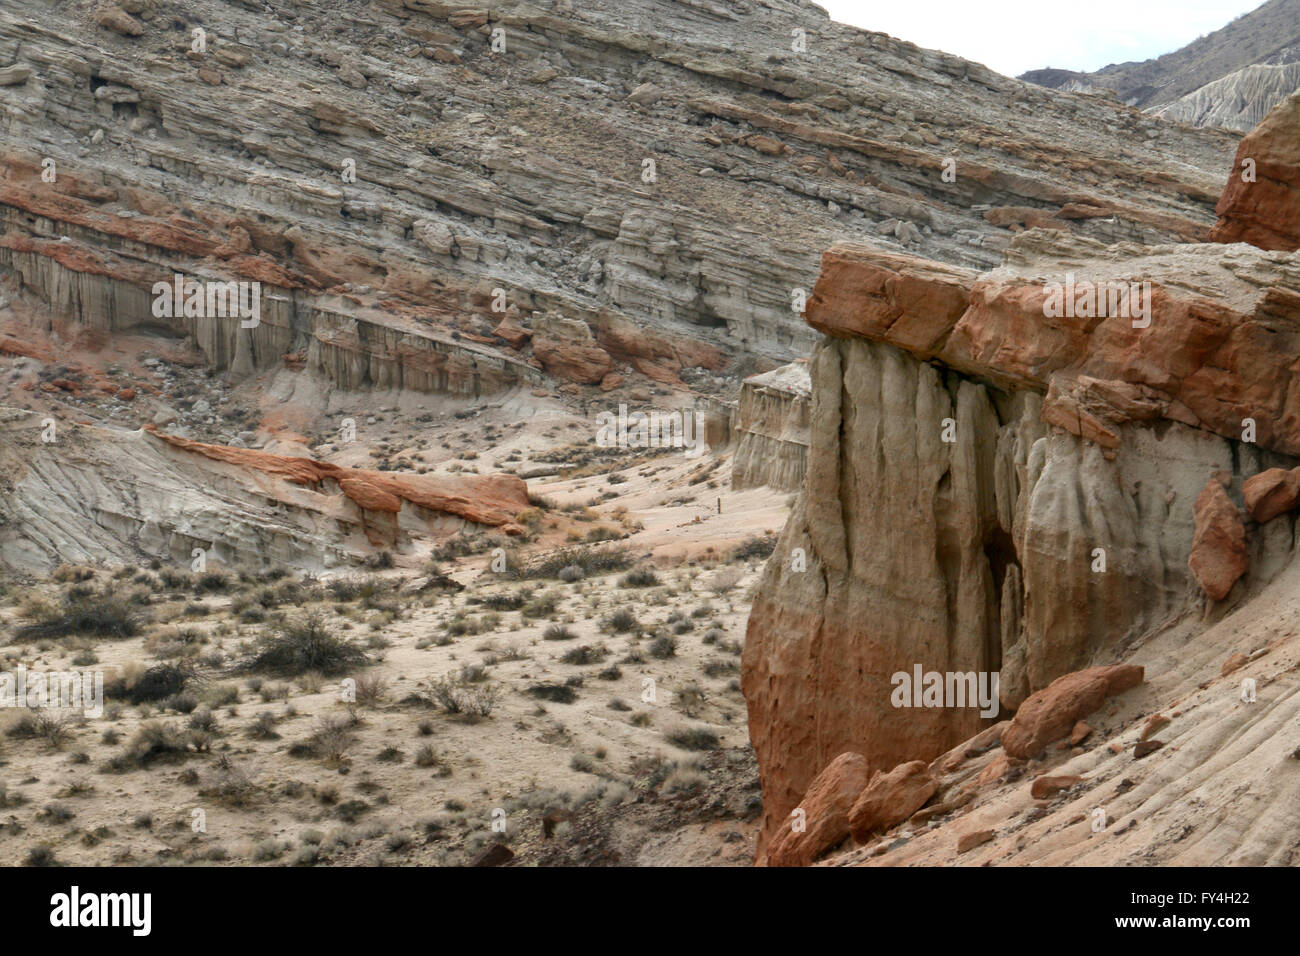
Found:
<box><xmin>1001</xmin><ymin>665</ymin><xmax>1145</xmax><ymax>759</ymax></box>
<box><xmin>1030</xmin><ymin>774</ymin><xmax>1085</xmax><ymax>799</ymax></box>
<box><xmin>1188</xmin><ymin>478</ymin><xmax>1247</xmax><ymax>601</ymax></box>
<box><xmin>766</xmin><ymin>752</ymin><xmax>872</xmax><ymax>867</ymax></box>
<box><xmin>1243</xmin><ymin>467</ymin><xmax>1300</xmax><ymax>523</ymax></box>
<box><xmin>847</xmin><ymin>760</ymin><xmax>939</xmax><ymax>839</ymax></box>
<box><xmin>143</xmin><ymin>427</ymin><xmax>528</xmax><ymax>531</ymax></box>
<box><xmin>1210</xmin><ymin>92</ymin><xmax>1300</xmax><ymax>252</ymax></box>
<box><xmin>803</xmin><ymin>239</ymin><xmax>1300</xmax><ymax>457</ymax></box>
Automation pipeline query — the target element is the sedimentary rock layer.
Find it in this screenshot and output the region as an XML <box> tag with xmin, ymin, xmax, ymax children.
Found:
<box><xmin>0</xmin><ymin>0</ymin><xmax>1239</xmax><ymax>395</ymax></box>
<box><xmin>743</xmin><ymin>225</ymin><xmax>1300</xmax><ymax>859</ymax></box>
<box><xmin>731</xmin><ymin>360</ymin><xmax>810</xmax><ymax>492</ymax></box>
<box><xmin>0</xmin><ymin>406</ymin><xmax>528</xmax><ymax>571</ymax></box>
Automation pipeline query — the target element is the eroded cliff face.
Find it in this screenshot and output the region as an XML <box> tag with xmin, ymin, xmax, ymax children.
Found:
<box><xmin>0</xmin><ymin>406</ymin><xmax>528</xmax><ymax>571</ymax></box>
<box><xmin>0</xmin><ymin>0</ymin><xmax>1243</xmax><ymax>405</ymax></box>
<box><xmin>731</xmin><ymin>361</ymin><xmax>810</xmax><ymax>492</ymax></box>
<box><xmin>743</xmin><ymin>190</ymin><xmax>1300</xmax><ymax>860</ymax></box>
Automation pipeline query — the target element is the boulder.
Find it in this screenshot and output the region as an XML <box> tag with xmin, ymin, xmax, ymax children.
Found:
<box><xmin>847</xmin><ymin>760</ymin><xmax>938</xmax><ymax>838</ymax></box>
<box><xmin>1001</xmin><ymin>665</ymin><xmax>1145</xmax><ymax>759</ymax></box>
<box><xmin>1243</xmin><ymin>467</ymin><xmax>1300</xmax><ymax>523</ymax></box>
<box><xmin>1210</xmin><ymin>92</ymin><xmax>1300</xmax><ymax>251</ymax></box>
<box><xmin>1189</xmin><ymin>477</ymin><xmax>1247</xmax><ymax>601</ymax></box>
<box><xmin>766</xmin><ymin>752</ymin><xmax>872</xmax><ymax>867</ymax></box>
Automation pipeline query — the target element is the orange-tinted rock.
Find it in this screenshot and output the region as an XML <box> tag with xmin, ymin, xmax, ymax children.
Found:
<box><xmin>804</xmin><ymin>245</ymin><xmax>974</xmax><ymax>355</ymax></box>
<box><xmin>1189</xmin><ymin>478</ymin><xmax>1247</xmax><ymax>601</ymax></box>
<box><xmin>1134</xmin><ymin>739</ymin><xmax>1165</xmax><ymax>759</ymax></box>
<box><xmin>766</xmin><ymin>752</ymin><xmax>872</xmax><ymax>867</ymax></box>
<box><xmin>847</xmin><ymin>760</ymin><xmax>938</xmax><ymax>838</ymax></box>
<box><xmin>1221</xmin><ymin>652</ymin><xmax>1249</xmax><ymax>676</ymax></box>
<box><xmin>802</xmin><ymin>239</ymin><xmax>1300</xmax><ymax>458</ymax></box>
<box><xmin>1069</xmin><ymin>721</ymin><xmax>1092</xmax><ymax>745</ymax></box>
<box><xmin>1210</xmin><ymin>92</ymin><xmax>1300</xmax><ymax>252</ymax></box>
<box><xmin>1002</xmin><ymin>665</ymin><xmax>1145</xmax><ymax>759</ymax></box>
<box><xmin>1030</xmin><ymin>774</ymin><xmax>1085</xmax><ymax>799</ymax></box>
<box><xmin>144</xmin><ymin>427</ymin><xmax>529</xmax><ymax>530</ymax></box>
<box><xmin>1141</xmin><ymin>714</ymin><xmax>1170</xmax><ymax>740</ymax></box>
<box><xmin>94</xmin><ymin>4</ymin><xmax>142</xmax><ymax>36</ymax></box>
<box><xmin>975</xmin><ymin>753</ymin><xmax>1020</xmax><ymax>788</ymax></box>
<box><xmin>1243</xmin><ymin>467</ymin><xmax>1300</xmax><ymax>523</ymax></box>
<box><xmin>956</xmin><ymin>829</ymin><xmax>995</xmax><ymax>853</ymax></box>
<box><xmin>532</xmin><ymin>339</ymin><xmax>613</xmax><ymax>385</ymax></box>
<box><xmin>492</xmin><ymin>317</ymin><xmax>531</xmax><ymax>349</ymax></box>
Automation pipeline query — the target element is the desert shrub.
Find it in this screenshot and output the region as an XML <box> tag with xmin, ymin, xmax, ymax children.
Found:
<box><xmin>620</xmin><ymin>568</ymin><xmax>660</xmax><ymax>588</ymax></box>
<box><xmin>6</xmin><ymin>712</ymin><xmax>78</xmax><ymax>750</ymax></box>
<box><xmin>730</xmin><ymin>535</ymin><xmax>777</xmax><ymax>562</ymax></box>
<box><xmin>25</xmin><ymin>845</ymin><xmax>58</xmax><ymax>867</ymax></box>
<box><xmin>542</xmin><ymin>624</ymin><xmax>576</xmax><ymax>642</ymax></box>
<box><xmin>353</xmin><ymin>674</ymin><xmax>388</xmax><ymax>707</ymax></box>
<box><xmin>560</xmin><ymin>645</ymin><xmax>608</xmax><ymax>666</ymax></box>
<box><xmin>708</xmin><ymin>566</ymin><xmax>744</xmax><ymax>595</ymax></box>
<box><xmin>675</xmin><ymin>684</ymin><xmax>706</xmax><ymax>717</ymax></box>
<box><xmin>528</xmin><ymin>683</ymin><xmax>576</xmax><ymax>704</ymax></box>
<box><xmin>703</xmin><ymin>658</ymin><xmax>737</xmax><ymax>677</ymax></box>
<box><xmin>558</xmin><ymin>565</ymin><xmax>585</xmax><ymax>583</ymax></box>
<box><xmin>14</xmin><ymin>591</ymin><xmax>140</xmax><ymax>641</ymax></box>
<box><xmin>245</xmin><ymin>612</ymin><xmax>368</xmax><ymax>676</ymax></box>
<box><xmin>666</xmin><ymin>726</ymin><xmax>719</xmax><ymax>751</ymax></box>
<box><xmin>648</xmin><ymin>635</ymin><xmax>677</xmax><ymax>659</ymax></box>
<box><xmin>427</xmin><ymin>674</ymin><xmax>500</xmax><ymax>718</ymax></box>
<box><xmin>603</xmin><ymin>609</ymin><xmax>638</xmax><ymax>633</ymax></box>
<box><xmin>106</xmin><ymin>721</ymin><xmax>194</xmax><ymax>771</ymax></box>
<box><xmin>193</xmin><ymin>572</ymin><xmax>231</xmax><ymax>594</ymax></box>
<box><xmin>478</xmin><ymin>591</ymin><xmax>528</xmax><ymax>611</ymax></box>
<box><xmin>110</xmin><ymin>662</ymin><xmax>192</xmax><ymax>705</ymax></box>
<box><xmin>304</xmin><ymin>716</ymin><xmax>356</xmax><ymax>766</ymax></box>
<box><xmin>520</xmin><ymin>592</ymin><xmax>560</xmax><ymax>618</ymax></box>
<box><xmin>200</xmin><ymin>755</ymin><xmax>257</xmax><ymax>807</ymax></box>
<box><xmin>187</xmin><ymin>708</ymin><xmax>218</xmax><ymax>732</ymax></box>
<box><xmin>249</xmin><ymin>711</ymin><xmax>280</xmax><ymax>740</ymax></box>
<box><xmin>520</xmin><ymin>545</ymin><xmax>631</xmax><ymax>581</ymax></box>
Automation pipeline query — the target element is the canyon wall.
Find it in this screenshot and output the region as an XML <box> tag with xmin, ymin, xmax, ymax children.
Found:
<box><xmin>743</xmin><ymin>218</ymin><xmax>1300</xmax><ymax>859</ymax></box>
<box><xmin>731</xmin><ymin>361</ymin><xmax>810</xmax><ymax>492</ymax></box>
<box><xmin>0</xmin><ymin>407</ymin><xmax>527</xmax><ymax>572</ymax></box>
<box><xmin>0</xmin><ymin>0</ymin><xmax>1241</xmax><ymax>402</ymax></box>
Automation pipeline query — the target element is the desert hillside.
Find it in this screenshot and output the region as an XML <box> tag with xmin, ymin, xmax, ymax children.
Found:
<box><xmin>0</xmin><ymin>0</ymin><xmax>1298</xmax><ymax>882</ymax></box>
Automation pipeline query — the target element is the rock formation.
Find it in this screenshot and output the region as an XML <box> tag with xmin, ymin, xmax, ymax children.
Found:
<box><xmin>731</xmin><ymin>361</ymin><xmax>810</xmax><ymax>492</ymax></box>
<box><xmin>1022</xmin><ymin>0</ymin><xmax>1300</xmax><ymax>130</ymax></box>
<box><xmin>0</xmin><ymin>0</ymin><xmax>1241</xmax><ymax>410</ymax></box>
<box><xmin>1152</xmin><ymin>63</ymin><xmax>1300</xmax><ymax>133</ymax></box>
<box><xmin>1210</xmin><ymin>92</ymin><xmax>1300</xmax><ymax>251</ymax></box>
<box><xmin>743</xmin><ymin>93</ymin><xmax>1300</xmax><ymax>861</ymax></box>
<box><xmin>0</xmin><ymin>406</ymin><xmax>528</xmax><ymax>571</ymax></box>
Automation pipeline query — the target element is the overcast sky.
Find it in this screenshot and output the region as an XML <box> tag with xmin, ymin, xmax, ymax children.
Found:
<box><xmin>817</xmin><ymin>0</ymin><xmax>1266</xmax><ymax>77</ymax></box>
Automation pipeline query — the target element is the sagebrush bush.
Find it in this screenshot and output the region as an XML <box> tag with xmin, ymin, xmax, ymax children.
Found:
<box><xmin>245</xmin><ymin>611</ymin><xmax>368</xmax><ymax>676</ymax></box>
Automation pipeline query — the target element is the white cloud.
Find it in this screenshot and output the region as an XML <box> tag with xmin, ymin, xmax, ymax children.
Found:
<box><xmin>816</xmin><ymin>0</ymin><xmax>1266</xmax><ymax>77</ymax></box>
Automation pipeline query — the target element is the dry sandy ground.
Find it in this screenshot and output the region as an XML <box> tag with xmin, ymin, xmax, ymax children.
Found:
<box><xmin>0</xmin><ymin>444</ymin><xmax>785</xmax><ymax>867</ymax></box>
